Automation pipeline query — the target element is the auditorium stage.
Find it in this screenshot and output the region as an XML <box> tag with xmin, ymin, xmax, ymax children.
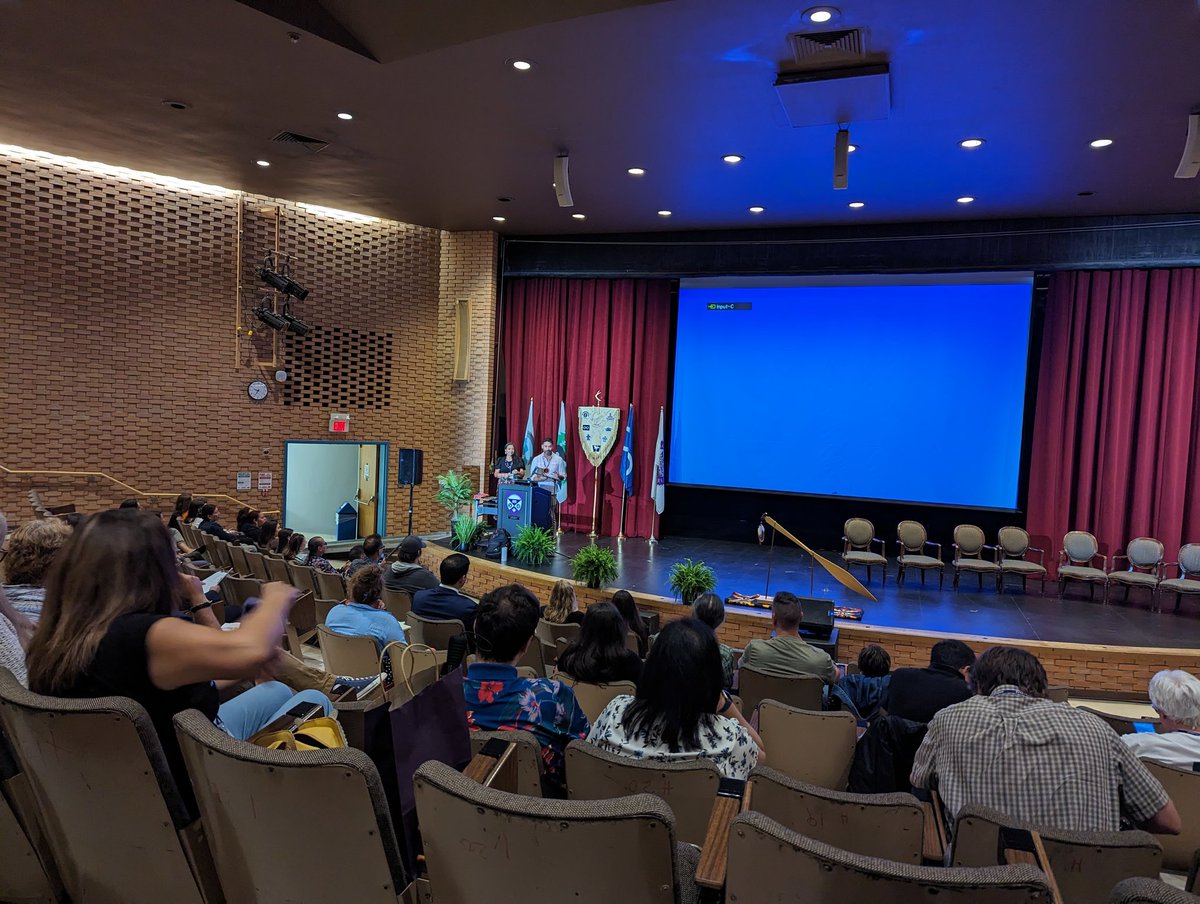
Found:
<box><xmin>432</xmin><ymin>532</ymin><xmax>1200</xmax><ymax>652</ymax></box>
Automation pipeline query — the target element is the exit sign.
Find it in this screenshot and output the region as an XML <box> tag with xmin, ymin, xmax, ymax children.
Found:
<box><xmin>329</xmin><ymin>413</ymin><xmax>350</xmax><ymax>433</ymax></box>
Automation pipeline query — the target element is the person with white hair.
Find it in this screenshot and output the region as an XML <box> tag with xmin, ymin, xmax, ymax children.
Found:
<box><xmin>1122</xmin><ymin>670</ymin><xmax>1200</xmax><ymax>769</ymax></box>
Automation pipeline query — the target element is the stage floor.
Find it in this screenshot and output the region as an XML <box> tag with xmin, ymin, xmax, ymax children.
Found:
<box><xmin>439</xmin><ymin>532</ymin><xmax>1200</xmax><ymax>651</ymax></box>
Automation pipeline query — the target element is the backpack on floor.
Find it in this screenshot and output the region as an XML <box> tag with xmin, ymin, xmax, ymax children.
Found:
<box><xmin>484</xmin><ymin>528</ymin><xmax>511</xmax><ymax>560</ymax></box>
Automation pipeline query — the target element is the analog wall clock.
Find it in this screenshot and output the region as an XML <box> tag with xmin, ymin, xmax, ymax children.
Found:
<box><xmin>247</xmin><ymin>380</ymin><xmax>269</xmax><ymax>401</ymax></box>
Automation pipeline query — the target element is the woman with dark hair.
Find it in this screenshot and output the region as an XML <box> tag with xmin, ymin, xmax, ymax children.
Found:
<box><xmin>186</xmin><ymin>499</ymin><xmax>206</xmax><ymax>526</ymax></box>
<box><xmin>166</xmin><ymin>494</ymin><xmax>199</xmax><ymax>560</ymax></box>
<box><xmin>691</xmin><ymin>592</ymin><xmax>736</xmax><ymax>688</ymax></box>
<box><xmin>257</xmin><ymin>519</ymin><xmax>278</xmax><ymax>552</ymax></box>
<box><xmin>272</xmin><ymin>527</ymin><xmax>294</xmax><ymax>555</ymax></box>
<box><xmin>25</xmin><ymin>509</ymin><xmax>332</xmax><ymax>816</ymax></box>
<box><xmin>282</xmin><ymin>532</ymin><xmax>305</xmax><ymax>562</ymax></box>
<box><xmin>492</xmin><ymin>442</ymin><xmax>525</xmax><ymax>482</ymax></box>
<box><xmin>587</xmin><ymin>618</ymin><xmax>763</xmax><ymax>777</ymax></box>
<box><xmin>609</xmin><ymin>589</ymin><xmax>648</xmax><ymax>658</ymax></box>
<box><xmin>557</xmin><ymin>602</ymin><xmax>642</xmax><ymax>685</ymax></box>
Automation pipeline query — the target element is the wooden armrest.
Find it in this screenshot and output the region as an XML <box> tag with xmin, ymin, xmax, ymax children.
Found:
<box><xmin>695</xmin><ymin>795</ymin><xmax>741</xmax><ymax>890</ymax></box>
<box><xmin>463</xmin><ymin>739</ymin><xmax>517</xmax><ymax>790</ymax></box>
<box><xmin>920</xmin><ymin>793</ymin><xmax>947</xmax><ymax>863</ymax></box>
<box><xmin>1002</xmin><ymin>830</ymin><xmax>1063</xmax><ymax>904</ymax></box>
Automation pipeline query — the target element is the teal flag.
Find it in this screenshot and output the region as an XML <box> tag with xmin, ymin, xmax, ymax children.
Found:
<box><xmin>522</xmin><ymin>398</ymin><xmax>535</xmax><ymax>466</ymax></box>
<box><xmin>556</xmin><ymin>401</ymin><xmax>568</xmax><ymax>504</ymax></box>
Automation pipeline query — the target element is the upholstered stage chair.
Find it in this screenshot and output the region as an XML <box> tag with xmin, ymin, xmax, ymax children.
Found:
<box><xmin>1057</xmin><ymin>530</ymin><xmax>1108</xmax><ymax>600</ymax></box>
<box><xmin>896</xmin><ymin>520</ymin><xmax>945</xmax><ymax>588</ymax></box>
<box><xmin>842</xmin><ymin>517</ymin><xmax>888</xmax><ymax>584</ymax></box>
<box><xmin>1108</xmin><ymin>537</ymin><xmax>1164</xmax><ymax>607</ymax></box>
<box><xmin>1158</xmin><ymin>543</ymin><xmax>1200</xmax><ymax>613</ymax></box>
<box><xmin>952</xmin><ymin>524</ymin><xmax>1002</xmax><ymax>591</ymax></box>
<box><xmin>997</xmin><ymin>526</ymin><xmax>1047</xmax><ymax>595</ymax></box>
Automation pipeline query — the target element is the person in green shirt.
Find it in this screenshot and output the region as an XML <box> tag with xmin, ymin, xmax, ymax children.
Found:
<box><xmin>738</xmin><ymin>591</ymin><xmax>837</xmax><ymax>686</ymax></box>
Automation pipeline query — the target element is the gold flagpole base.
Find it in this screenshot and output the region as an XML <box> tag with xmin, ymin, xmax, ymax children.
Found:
<box><xmin>648</xmin><ymin>535</ymin><xmax>658</xmax><ymax>544</ymax></box>
<box><xmin>617</xmin><ymin>533</ymin><xmax>626</xmax><ymax>540</ymax></box>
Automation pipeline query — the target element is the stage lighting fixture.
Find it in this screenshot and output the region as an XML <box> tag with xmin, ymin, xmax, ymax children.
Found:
<box><xmin>256</xmin><ymin>253</ymin><xmax>309</xmax><ymax>300</ymax></box>
<box><xmin>280</xmin><ymin>311</ymin><xmax>312</xmax><ymax>336</ymax></box>
<box><xmin>252</xmin><ymin>306</ymin><xmax>288</xmax><ymax>331</ymax></box>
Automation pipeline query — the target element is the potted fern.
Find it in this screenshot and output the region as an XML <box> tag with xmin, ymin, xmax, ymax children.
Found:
<box><xmin>434</xmin><ymin>469</ymin><xmax>475</xmax><ymax>531</ymax></box>
<box><xmin>450</xmin><ymin>516</ymin><xmax>482</xmax><ymax>552</ymax></box>
<box><xmin>669</xmin><ymin>558</ymin><xmax>716</xmax><ymax>604</ymax></box>
<box><xmin>512</xmin><ymin>525</ymin><xmax>556</xmax><ymax>566</ymax></box>
<box><xmin>571</xmin><ymin>544</ymin><xmax>618</xmax><ymax>589</ymax></box>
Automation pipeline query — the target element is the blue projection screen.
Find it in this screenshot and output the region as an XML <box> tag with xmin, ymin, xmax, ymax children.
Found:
<box><xmin>669</xmin><ymin>276</ymin><xmax>1034</xmax><ymax>508</ymax></box>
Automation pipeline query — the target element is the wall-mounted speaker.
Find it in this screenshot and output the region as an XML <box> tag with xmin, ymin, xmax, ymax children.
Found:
<box><xmin>833</xmin><ymin>128</ymin><xmax>849</xmax><ymax>190</ymax></box>
<box><xmin>1175</xmin><ymin>113</ymin><xmax>1200</xmax><ymax>179</ymax></box>
<box><xmin>554</xmin><ymin>154</ymin><xmax>574</xmax><ymax>207</ymax></box>
<box><xmin>397</xmin><ymin>448</ymin><xmax>424</xmax><ymax>486</ymax></box>
<box><xmin>453</xmin><ymin>299</ymin><xmax>471</xmax><ymax>381</ymax></box>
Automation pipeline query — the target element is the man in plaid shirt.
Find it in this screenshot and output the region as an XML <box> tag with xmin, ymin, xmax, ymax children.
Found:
<box><xmin>912</xmin><ymin>646</ymin><xmax>1181</xmax><ymax>835</ymax></box>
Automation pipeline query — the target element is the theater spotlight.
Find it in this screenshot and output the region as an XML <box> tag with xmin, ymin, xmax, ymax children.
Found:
<box><xmin>252</xmin><ymin>306</ymin><xmax>289</xmax><ymax>331</ymax></box>
<box><xmin>280</xmin><ymin>310</ymin><xmax>312</xmax><ymax>336</ymax></box>
<box><xmin>256</xmin><ymin>253</ymin><xmax>309</xmax><ymax>300</ymax></box>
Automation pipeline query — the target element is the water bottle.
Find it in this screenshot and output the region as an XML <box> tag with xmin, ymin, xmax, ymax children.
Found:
<box><xmin>500</xmin><ymin>545</ymin><xmax>508</xmax><ymax>565</ymax></box>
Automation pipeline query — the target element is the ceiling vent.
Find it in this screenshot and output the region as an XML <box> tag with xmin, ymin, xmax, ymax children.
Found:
<box><xmin>787</xmin><ymin>28</ymin><xmax>866</xmax><ymax>67</ymax></box>
<box><xmin>271</xmin><ymin>130</ymin><xmax>329</xmax><ymax>152</ymax></box>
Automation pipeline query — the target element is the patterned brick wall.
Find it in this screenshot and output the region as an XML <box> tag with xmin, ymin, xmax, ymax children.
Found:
<box><xmin>0</xmin><ymin>150</ymin><xmax>495</xmax><ymax>535</ymax></box>
<box><xmin>423</xmin><ymin>546</ymin><xmax>1187</xmax><ymax>696</ymax></box>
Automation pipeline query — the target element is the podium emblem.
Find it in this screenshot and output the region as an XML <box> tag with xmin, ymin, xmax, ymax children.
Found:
<box><xmin>505</xmin><ymin>493</ymin><xmax>524</xmax><ymax>514</ymax></box>
<box><xmin>578</xmin><ymin>406</ymin><xmax>621</xmax><ymax>467</ymax></box>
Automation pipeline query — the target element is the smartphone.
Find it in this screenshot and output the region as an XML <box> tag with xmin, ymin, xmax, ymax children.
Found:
<box><xmin>285</xmin><ymin>702</ymin><xmax>324</xmax><ymax>722</ymax></box>
<box><xmin>717</xmin><ymin>777</ymin><xmax>746</xmax><ymax>799</ymax></box>
<box><xmin>1132</xmin><ymin>721</ymin><xmax>1157</xmax><ymax>734</ymax></box>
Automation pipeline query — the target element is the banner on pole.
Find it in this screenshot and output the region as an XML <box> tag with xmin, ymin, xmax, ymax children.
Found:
<box><xmin>578</xmin><ymin>406</ymin><xmax>621</xmax><ymax>467</ymax></box>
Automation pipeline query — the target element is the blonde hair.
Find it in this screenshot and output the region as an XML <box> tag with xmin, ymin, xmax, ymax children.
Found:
<box><xmin>543</xmin><ymin>580</ymin><xmax>578</xmax><ymax>624</ymax></box>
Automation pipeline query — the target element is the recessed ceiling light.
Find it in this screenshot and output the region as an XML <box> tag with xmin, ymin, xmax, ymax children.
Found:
<box><xmin>161</xmin><ymin>99</ymin><xmax>191</xmax><ymax>111</ymax></box>
<box><xmin>956</xmin><ymin>196</ymin><xmax>975</xmax><ymax>204</ymax></box>
<box><xmin>255</xmin><ymin>160</ymin><xmax>271</xmax><ymax>167</ymax></box>
<box><xmin>492</xmin><ymin>216</ymin><xmax>506</xmax><ymax>222</ymax></box>
<box><xmin>1090</xmin><ymin>138</ymin><xmax>1113</xmax><ymax>148</ymax></box>
<box><xmin>722</xmin><ymin>154</ymin><xmax>743</xmax><ymax>164</ymax></box>
<box><xmin>847</xmin><ymin>144</ymin><xmax>858</xmax><ymax>153</ymax></box>
<box><xmin>658</xmin><ymin>210</ymin><xmax>672</xmax><ymax>217</ymax></box>
<box><xmin>1077</xmin><ymin>190</ymin><xmax>1095</xmax><ymax>197</ymax></box>
<box><xmin>848</xmin><ymin>201</ymin><xmax>865</xmax><ymax>208</ymax></box>
<box><xmin>803</xmin><ymin>6</ymin><xmax>839</xmax><ymax>23</ymax></box>
<box><xmin>336</xmin><ymin>112</ymin><xmax>353</xmax><ymax>120</ymax></box>
<box><xmin>627</xmin><ymin>167</ymin><xmax>646</xmax><ymax>176</ymax></box>
<box><xmin>571</xmin><ymin>213</ymin><xmax>586</xmax><ymax>220</ymax></box>
<box><xmin>748</xmin><ymin>206</ymin><xmax>765</xmax><ymax>214</ymax></box>
<box><xmin>959</xmin><ymin>138</ymin><xmax>985</xmax><ymax>149</ymax></box>
<box><xmin>511</xmin><ymin>59</ymin><xmax>533</xmax><ymax>71</ymax></box>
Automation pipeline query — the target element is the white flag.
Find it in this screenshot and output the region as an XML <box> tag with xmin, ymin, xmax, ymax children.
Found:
<box><xmin>651</xmin><ymin>406</ymin><xmax>666</xmax><ymax>515</ymax></box>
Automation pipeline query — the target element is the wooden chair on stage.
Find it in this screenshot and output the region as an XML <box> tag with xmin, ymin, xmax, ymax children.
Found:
<box><xmin>1157</xmin><ymin>543</ymin><xmax>1200</xmax><ymax>614</ymax></box>
<box><xmin>1109</xmin><ymin>537</ymin><xmax>1164</xmax><ymax>608</ymax></box>
<box><xmin>896</xmin><ymin>520</ymin><xmax>945</xmax><ymax>588</ymax></box>
<box><xmin>998</xmin><ymin>526</ymin><xmax>1048</xmax><ymax>595</ymax></box>
<box><xmin>842</xmin><ymin>517</ymin><xmax>889</xmax><ymax>584</ymax></box>
<box><xmin>953</xmin><ymin>524</ymin><xmax>1002</xmax><ymax>591</ymax></box>
<box><xmin>1057</xmin><ymin>530</ymin><xmax>1108</xmax><ymax>601</ymax></box>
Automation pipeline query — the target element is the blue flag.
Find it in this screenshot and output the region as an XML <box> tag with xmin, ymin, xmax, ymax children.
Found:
<box><xmin>620</xmin><ymin>404</ymin><xmax>634</xmax><ymax>495</ymax></box>
<box><xmin>522</xmin><ymin>398</ymin><xmax>535</xmax><ymax>466</ymax></box>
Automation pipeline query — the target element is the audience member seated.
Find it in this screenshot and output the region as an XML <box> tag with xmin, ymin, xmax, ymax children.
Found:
<box><xmin>257</xmin><ymin>518</ymin><xmax>278</xmax><ymax>553</ymax></box>
<box><xmin>271</xmin><ymin>526</ymin><xmax>292</xmax><ymax>554</ymax></box>
<box><xmin>343</xmin><ymin>534</ymin><xmax>384</xmax><ymax>578</ymax></box>
<box><xmin>118</xmin><ymin>498</ymin><xmax>140</xmax><ymax>509</ymax></box>
<box><xmin>198</xmin><ymin>503</ymin><xmax>247</xmax><ymax>544</ymax></box>
<box><xmin>463</xmin><ymin>583</ymin><xmax>589</xmax><ymax>792</ymax></box>
<box><xmin>325</xmin><ymin>565</ymin><xmax>406</xmax><ymax>652</ymax></box>
<box><xmin>691</xmin><ymin>591</ymin><xmax>736</xmax><ymax>688</ymax></box>
<box><xmin>610</xmin><ymin>589</ymin><xmax>649</xmax><ymax>657</ymax></box>
<box><xmin>2</xmin><ymin>516</ymin><xmax>72</xmax><ymax>623</ymax></box>
<box><xmin>886</xmin><ymin>639</ymin><xmax>976</xmax><ymax>723</ymax></box>
<box><xmin>0</xmin><ymin>514</ymin><xmax>32</xmax><ymax>686</ymax></box>
<box><xmin>186</xmin><ymin>498</ymin><xmax>206</xmax><ymax>526</ymax></box>
<box><xmin>738</xmin><ymin>590</ymin><xmax>837</xmax><ymax>685</ymax></box>
<box><xmin>384</xmin><ymin>535</ymin><xmax>439</xmax><ymax>595</ymax></box>
<box><xmin>829</xmin><ymin>644</ymin><xmax>892</xmax><ymax>720</ymax></box>
<box><xmin>1123</xmin><ymin>669</ymin><xmax>1200</xmax><ymax>769</ymax></box>
<box><xmin>237</xmin><ymin>508</ymin><xmax>265</xmax><ymax>544</ymax></box>
<box><xmin>557</xmin><ymin>602</ymin><xmax>643</xmax><ymax>685</ymax></box>
<box><xmin>304</xmin><ymin>536</ymin><xmax>337</xmax><ymax>574</ymax></box>
<box><xmin>166</xmin><ymin>493</ymin><xmax>198</xmax><ymax>559</ymax></box>
<box><xmin>25</xmin><ymin>509</ymin><xmax>333</xmax><ymax>818</ymax></box>
<box><xmin>911</xmin><ymin>645</ymin><xmax>1180</xmax><ymax>835</ymax></box>
<box><xmin>542</xmin><ymin>579</ymin><xmax>584</xmax><ymax>625</ymax></box>
<box><xmin>413</xmin><ymin>553</ymin><xmax>477</xmax><ymax>629</ymax></box>
<box><xmin>588</xmin><ymin>618</ymin><xmax>764</xmax><ymax>779</ymax></box>
<box><xmin>282</xmin><ymin>532</ymin><xmax>305</xmax><ymax>562</ymax></box>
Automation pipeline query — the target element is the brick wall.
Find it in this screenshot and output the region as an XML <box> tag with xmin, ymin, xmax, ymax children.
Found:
<box><xmin>0</xmin><ymin>150</ymin><xmax>496</xmax><ymax>535</ymax></box>
<box><xmin>423</xmin><ymin>546</ymin><xmax>1186</xmax><ymax>696</ymax></box>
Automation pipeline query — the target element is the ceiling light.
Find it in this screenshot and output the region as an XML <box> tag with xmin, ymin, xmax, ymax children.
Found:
<box><xmin>956</xmin><ymin>196</ymin><xmax>975</xmax><ymax>204</ymax></box>
<box><xmin>492</xmin><ymin>216</ymin><xmax>506</xmax><ymax>222</ymax></box>
<box><xmin>571</xmin><ymin>213</ymin><xmax>586</xmax><ymax>220</ymax></box>
<box><xmin>959</xmin><ymin>138</ymin><xmax>985</xmax><ymax>149</ymax></box>
<box><xmin>336</xmin><ymin>112</ymin><xmax>353</xmax><ymax>120</ymax></box>
<box><xmin>1090</xmin><ymin>138</ymin><xmax>1113</xmax><ymax>148</ymax></box>
<box><xmin>296</xmin><ymin>202</ymin><xmax>377</xmax><ymax>222</ymax></box>
<box><xmin>848</xmin><ymin>201</ymin><xmax>865</xmax><ymax>208</ymax></box>
<box><xmin>722</xmin><ymin>154</ymin><xmax>743</xmax><ymax>164</ymax></box>
<box><xmin>161</xmin><ymin>99</ymin><xmax>191</xmax><ymax>111</ymax></box>
<box><xmin>658</xmin><ymin>210</ymin><xmax>672</xmax><ymax>217</ymax></box>
<box><xmin>748</xmin><ymin>206</ymin><xmax>765</xmax><ymax>214</ymax></box>
<box><xmin>627</xmin><ymin>167</ymin><xmax>645</xmax><ymax>176</ymax></box>
<box><xmin>804</xmin><ymin>6</ymin><xmax>839</xmax><ymax>23</ymax></box>
<box><xmin>255</xmin><ymin>160</ymin><xmax>271</xmax><ymax>167</ymax></box>
<box><xmin>847</xmin><ymin>144</ymin><xmax>858</xmax><ymax>153</ymax></box>
<box><xmin>511</xmin><ymin>59</ymin><xmax>532</xmax><ymax>71</ymax></box>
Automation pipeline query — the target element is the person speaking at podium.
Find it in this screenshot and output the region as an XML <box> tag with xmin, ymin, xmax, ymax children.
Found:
<box><xmin>492</xmin><ymin>442</ymin><xmax>525</xmax><ymax>483</ymax></box>
<box><xmin>529</xmin><ymin>439</ymin><xmax>566</xmax><ymax>493</ymax></box>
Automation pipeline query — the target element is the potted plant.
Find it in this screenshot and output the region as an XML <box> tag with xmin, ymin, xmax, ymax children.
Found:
<box><xmin>669</xmin><ymin>558</ymin><xmax>716</xmax><ymax>604</ymax></box>
<box><xmin>512</xmin><ymin>525</ymin><xmax>556</xmax><ymax>566</ymax></box>
<box><xmin>450</xmin><ymin>516</ymin><xmax>482</xmax><ymax>552</ymax></box>
<box><xmin>434</xmin><ymin>469</ymin><xmax>475</xmax><ymax>530</ymax></box>
<box><xmin>571</xmin><ymin>544</ymin><xmax>618</xmax><ymax>589</ymax></box>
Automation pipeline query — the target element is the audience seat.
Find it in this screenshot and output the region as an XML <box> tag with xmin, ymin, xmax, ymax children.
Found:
<box><xmin>736</xmin><ymin>665</ymin><xmax>823</xmax><ymax>717</ymax></box>
<box><xmin>746</xmin><ymin>765</ymin><xmax>927</xmax><ymax>864</ymax></box>
<box><xmin>998</xmin><ymin>526</ymin><xmax>1048</xmax><ymax>595</ymax></box>
<box><xmin>243</xmin><ymin>547</ymin><xmax>271</xmax><ymax>581</ymax></box>
<box><xmin>315</xmin><ymin>569</ymin><xmax>347</xmax><ymax>601</ymax></box>
<box><xmin>315</xmin><ymin>596</ymin><xmax>339</xmax><ymax>625</ymax></box>
<box><xmin>0</xmin><ymin>671</ymin><xmax>220</xmax><ymax>904</ymax></box>
<box><xmin>950</xmin><ymin>805</ymin><xmax>1161</xmax><ymax>904</ymax></box>
<box><xmin>516</xmin><ymin>634</ymin><xmax>549</xmax><ymax>676</ymax></box>
<box><xmin>284</xmin><ymin>590</ymin><xmax>319</xmax><ymax>657</ymax></box>
<box><xmin>565</xmin><ymin>739</ymin><xmax>720</xmax><ymax>846</ymax></box>
<box><xmin>413</xmin><ymin>759</ymin><xmax>698</xmax><ymax>903</ymax></box>
<box><xmin>1109</xmin><ymin>877</ymin><xmax>1200</xmax><ymax>903</ymax></box>
<box><xmin>1076</xmin><ymin>706</ymin><xmax>1157</xmax><ymax>736</ymax></box>
<box><xmin>265</xmin><ymin>554</ymin><xmax>291</xmax><ymax>583</ymax></box>
<box><xmin>726</xmin><ymin>810</ymin><xmax>1051</xmax><ymax>902</ymax></box>
<box><xmin>286</xmin><ymin>562</ymin><xmax>321</xmax><ymax>597</ymax></box>
<box><xmin>318</xmin><ymin>624</ymin><xmax>383</xmax><ymax>677</ymax></box>
<box><xmin>538</xmin><ymin>618</ymin><xmax>581</xmax><ymax>646</ymax></box>
<box><xmin>468</xmin><ymin>730</ymin><xmax>545</xmax><ymax>797</ymax></box>
<box><xmin>1143</xmin><ymin>762</ymin><xmax>1200</xmax><ymax>877</ymax></box>
<box><xmin>381</xmin><ymin>587</ymin><xmax>413</xmax><ymax>621</ymax></box>
<box><xmin>551</xmin><ymin>673</ymin><xmax>636</xmax><ymax>723</ymax></box>
<box><xmin>756</xmin><ymin>701</ymin><xmax>857</xmax><ymax>790</ymax></box>
<box><xmin>0</xmin><ymin>721</ymin><xmax>58</xmax><ymax>904</ymax></box>
<box><xmin>220</xmin><ymin>575</ymin><xmax>261</xmax><ymax>612</ymax></box>
<box><xmin>406</xmin><ymin>613</ymin><xmax>466</xmax><ymax>651</ymax></box>
<box><xmin>227</xmin><ymin>542</ymin><xmax>253</xmax><ymax>578</ymax></box>
<box><xmin>173</xmin><ymin>709</ymin><xmax>408</xmax><ymax>903</ymax></box>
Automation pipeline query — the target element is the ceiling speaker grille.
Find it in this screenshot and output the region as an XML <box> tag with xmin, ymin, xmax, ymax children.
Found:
<box><xmin>788</xmin><ymin>28</ymin><xmax>865</xmax><ymax>64</ymax></box>
<box><xmin>270</xmin><ymin>130</ymin><xmax>329</xmax><ymax>152</ymax></box>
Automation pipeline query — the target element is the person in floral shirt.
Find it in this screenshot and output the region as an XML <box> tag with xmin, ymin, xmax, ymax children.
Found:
<box><xmin>463</xmin><ymin>583</ymin><xmax>589</xmax><ymax>793</ymax></box>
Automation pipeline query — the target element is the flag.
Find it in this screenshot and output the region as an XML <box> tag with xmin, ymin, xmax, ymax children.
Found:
<box><xmin>556</xmin><ymin>401</ymin><xmax>568</xmax><ymax>504</ymax></box>
<box><xmin>522</xmin><ymin>398</ymin><xmax>535</xmax><ymax>467</ymax></box>
<box><xmin>651</xmin><ymin>406</ymin><xmax>666</xmax><ymax>515</ymax></box>
<box><xmin>620</xmin><ymin>404</ymin><xmax>634</xmax><ymax>495</ymax></box>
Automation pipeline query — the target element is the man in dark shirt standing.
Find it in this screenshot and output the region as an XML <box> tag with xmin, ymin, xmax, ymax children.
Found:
<box><xmin>886</xmin><ymin>639</ymin><xmax>976</xmax><ymax>723</ymax></box>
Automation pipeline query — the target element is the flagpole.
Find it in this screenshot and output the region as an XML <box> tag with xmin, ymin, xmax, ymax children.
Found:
<box><xmin>617</xmin><ymin>486</ymin><xmax>627</xmax><ymax>540</ymax></box>
<box><xmin>649</xmin><ymin>510</ymin><xmax>658</xmax><ymax>544</ymax></box>
<box><xmin>589</xmin><ymin>464</ymin><xmax>600</xmax><ymax>538</ymax></box>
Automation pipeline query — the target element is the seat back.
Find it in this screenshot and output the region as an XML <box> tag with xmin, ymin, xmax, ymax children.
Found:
<box><xmin>1126</xmin><ymin>537</ymin><xmax>1164</xmax><ymax>570</ymax></box>
<box><xmin>844</xmin><ymin>517</ymin><xmax>875</xmax><ymax>550</ymax></box>
<box><xmin>174</xmin><ymin>709</ymin><xmax>405</xmax><ymax>903</ymax></box>
<box><xmin>317</xmin><ymin>625</ymin><xmax>382</xmax><ymax>677</ymax></box>
<box><xmin>243</xmin><ymin>548</ymin><xmax>271</xmax><ymax>581</ymax></box>
<box><xmin>737</xmin><ymin>664</ymin><xmax>823</xmax><ymax>717</ymax></box>
<box><xmin>1109</xmin><ymin>877</ymin><xmax>1200</xmax><ymax>903</ymax></box>
<box><xmin>406</xmin><ymin>612</ymin><xmax>466</xmax><ymax>650</ymax></box>
<box><xmin>413</xmin><ymin>760</ymin><xmax>678</xmax><ymax>903</ymax></box>
<box><xmin>213</xmin><ymin>538</ymin><xmax>235</xmax><ymax>570</ymax></box>
<box><xmin>1178</xmin><ymin>543</ymin><xmax>1200</xmax><ymax>578</ymax></box>
<box><xmin>729</xmin><ymin>811</ymin><xmax>1050</xmax><ymax>902</ymax></box>
<box><xmin>954</xmin><ymin>524</ymin><xmax>986</xmax><ymax>557</ymax></box>
<box><xmin>221</xmin><ymin>575</ymin><xmax>261</xmax><ymax>610</ymax></box>
<box><xmin>315</xmin><ymin>569</ymin><xmax>346</xmax><ymax>600</ymax></box>
<box><xmin>227</xmin><ymin>542</ymin><xmax>252</xmax><ymax>576</ymax></box>
<box><xmin>1063</xmin><ymin>530</ymin><xmax>1099</xmax><ymax>564</ymax></box>
<box><xmin>951</xmin><ymin>806</ymin><xmax>1161</xmax><ymax>903</ymax></box>
<box><xmin>565</xmin><ymin>739</ymin><xmax>719</xmax><ymax>846</ymax></box>
<box><xmin>540</xmin><ymin>619</ymin><xmax>582</xmax><ymax>645</ymax></box>
<box><xmin>0</xmin><ymin>721</ymin><xmax>58</xmax><ymax>904</ymax></box>
<box><xmin>757</xmin><ymin>701</ymin><xmax>857</xmax><ymax>789</ymax></box>
<box><xmin>516</xmin><ymin>635</ymin><xmax>547</xmax><ymax>675</ymax></box>
<box><xmin>998</xmin><ymin>526</ymin><xmax>1031</xmax><ymax>558</ymax></box>
<box><xmin>381</xmin><ymin>587</ymin><xmax>413</xmax><ymax>620</ymax></box>
<box><xmin>286</xmin><ymin>562</ymin><xmax>319</xmax><ymax>596</ymax></box>
<box><xmin>0</xmin><ymin>671</ymin><xmax>213</xmax><ymax>904</ymax></box>
<box><xmin>747</xmin><ymin>765</ymin><xmax>925</xmax><ymax>863</ymax></box>
<box><xmin>1075</xmin><ymin>705</ymin><xmax>1155</xmax><ymax>736</ymax></box>
<box><xmin>551</xmin><ymin>674</ymin><xmax>636</xmax><ymax>723</ymax></box>
<box><xmin>897</xmin><ymin>520</ymin><xmax>928</xmax><ymax>553</ymax></box>
<box><xmin>1144</xmin><ymin>762</ymin><xmax>1200</xmax><ymax>871</ymax></box>
<box><xmin>265</xmin><ymin>554</ymin><xmax>291</xmax><ymax>582</ymax></box>
<box><xmin>469</xmin><ymin>730</ymin><xmax>545</xmax><ymax>797</ymax></box>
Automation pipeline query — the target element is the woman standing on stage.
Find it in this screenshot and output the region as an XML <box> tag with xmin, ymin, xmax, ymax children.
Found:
<box><xmin>492</xmin><ymin>442</ymin><xmax>525</xmax><ymax>483</ymax></box>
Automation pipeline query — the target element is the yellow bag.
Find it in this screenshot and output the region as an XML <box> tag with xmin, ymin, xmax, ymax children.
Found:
<box><xmin>250</xmin><ymin>716</ymin><xmax>348</xmax><ymax>751</ymax></box>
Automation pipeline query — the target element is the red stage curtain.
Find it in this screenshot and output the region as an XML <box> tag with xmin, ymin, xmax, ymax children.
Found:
<box><xmin>500</xmin><ymin>277</ymin><xmax>673</xmax><ymax>538</ymax></box>
<box><xmin>1027</xmin><ymin>269</ymin><xmax>1200</xmax><ymax>572</ymax></box>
